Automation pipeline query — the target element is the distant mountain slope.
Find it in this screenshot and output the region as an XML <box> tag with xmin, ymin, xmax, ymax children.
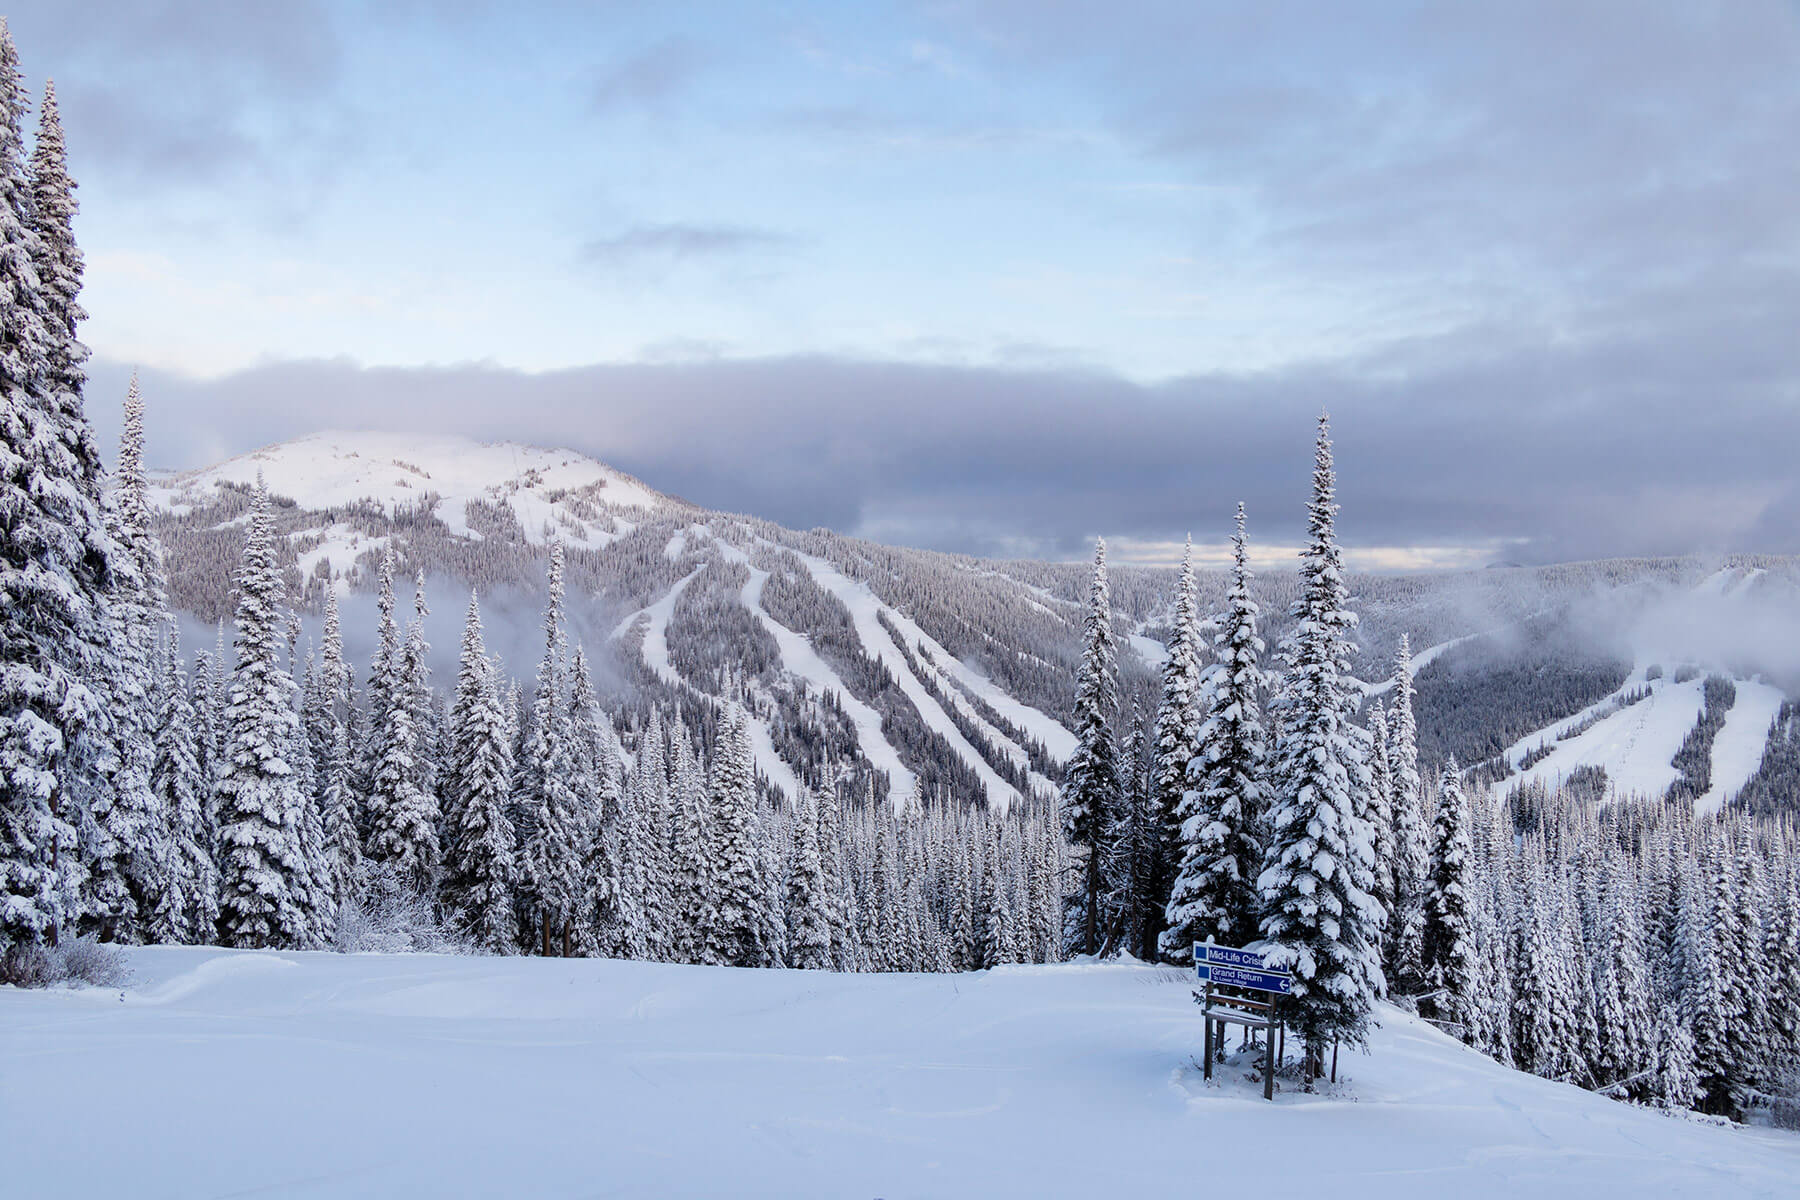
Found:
<box><xmin>149</xmin><ymin>431</ymin><xmax>1800</xmax><ymax>812</ymax></box>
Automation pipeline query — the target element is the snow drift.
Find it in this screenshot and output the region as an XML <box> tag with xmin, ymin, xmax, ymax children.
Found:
<box><xmin>3</xmin><ymin>949</ymin><xmax>1794</xmax><ymax>1198</ymax></box>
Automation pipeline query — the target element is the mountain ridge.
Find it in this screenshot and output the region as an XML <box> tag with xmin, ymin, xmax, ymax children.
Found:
<box><xmin>147</xmin><ymin>430</ymin><xmax>1800</xmax><ymax>813</ymax></box>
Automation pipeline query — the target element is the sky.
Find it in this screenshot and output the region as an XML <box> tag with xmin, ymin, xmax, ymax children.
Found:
<box><xmin>11</xmin><ymin>1</ymin><xmax>1800</xmax><ymax>566</ymax></box>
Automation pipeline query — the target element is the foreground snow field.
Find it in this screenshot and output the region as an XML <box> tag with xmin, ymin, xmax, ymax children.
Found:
<box><xmin>4</xmin><ymin>951</ymin><xmax>1796</xmax><ymax>1199</ymax></box>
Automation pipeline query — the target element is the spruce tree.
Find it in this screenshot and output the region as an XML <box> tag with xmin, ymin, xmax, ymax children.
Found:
<box><xmin>520</xmin><ymin>545</ymin><xmax>583</xmax><ymax>955</ymax></box>
<box><xmin>1593</xmin><ymin>857</ymin><xmax>1651</xmax><ymax>1088</ymax></box>
<box><xmin>784</xmin><ymin>786</ymin><xmax>834</xmax><ymax>969</ymax></box>
<box><xmin>86</xmin><ymin>376</ymin><xmax>171</xmax><ymax>941</ymax></box>
<box><xmin>1764</xmin><ymin>864</ymin><xmax>1800</xmax><ymax>1085</ymax></box>
<box><xmin>1163</xmin><ymin>504</ymin><xmax>1270</xmax><ymax>957</ymax></box>
<box><xmin>1259</xmin><ymin>416</ymin><xmax>1383</xmax><ymax>1072</ymax></box>
<box><xmin>214</xmin><ymin>481</ymin><xmax>310</xmax><ymax>948</ymax></box>
<box><xmin>147</xmin><ymin>632</ymin><xmax>217</xmax><ymax>944</ymax></box>
<box><xmin>1106</xmin><ymin>708</ymin><xmax>1160</xmax><ymax>957</ymax></box>
<box><xmin>707</xmin><ymin>708</ymin><xmax>772</xmax><ymax>967</ymax></box>
<box><xmin>1149</xmin><ymin>534</ymin><xmax>1206</xmax><ymax>956</ymax></box>
<box><xmin>1062</xmin><ymin>537</ymin><xmax>1120</xmax><ymax>957</ymax></box>
<box><xmin>1423</xmin><ymin>759</ymin><xmax>1477</xmax><ymax>1033</ymax></box>
<box><xmin>1386</xmin><ymin>636</ymin><xmax>1429</xmax><ymax>995</ymax></box>
<box><xmin>364</xmin><ymin>572</ymin><xmax>439</xmax><ymax>891</ymax></box>
<box><xmin>579</xmin><ymin>773</ymin><xmax>626</xmax><ymax>959</ymax></box>
<box><xmin>0</xmin><ymin>29</ymin><xmax>122</xmax><ymax>949</ymax></box>
<box><xmin>442</xmin><ymin>593</ymin><xmax>517</xmax><ymax>952</ymax></box>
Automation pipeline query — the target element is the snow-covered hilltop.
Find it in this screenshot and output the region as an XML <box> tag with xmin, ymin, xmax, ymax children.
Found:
<box><xmin>152</xmin><ymin>431</ymin><xmax>677</xmax><ymax>551</ymax></box>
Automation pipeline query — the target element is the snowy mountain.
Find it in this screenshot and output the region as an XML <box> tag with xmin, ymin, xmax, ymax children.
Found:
<box><xmin>148</xmin><ymin>431</ymin><xmax>1800</xmax><ymax>813</ymax></box>
<box><xmin>6</xmin><ymin>948</ymin><xmax>1795</xmax><ymax>1198</ymax></box>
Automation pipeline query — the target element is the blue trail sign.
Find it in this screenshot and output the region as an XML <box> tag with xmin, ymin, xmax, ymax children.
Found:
<box><xmin>1193</xmin><ymin>943</ymin><xmax>1294</xmax><ymax>995</ymax></box>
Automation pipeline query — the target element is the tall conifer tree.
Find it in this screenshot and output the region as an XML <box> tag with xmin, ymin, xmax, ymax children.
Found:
<box><xmin>1062</xmin><ymin>537</ymin><xmax>1119</xmax><ymax>956</ymax></box>
<box><xmin>1259</xmin><ymin>416</ymin><xmax>1383</xmax><ymax>1073</ymax></box>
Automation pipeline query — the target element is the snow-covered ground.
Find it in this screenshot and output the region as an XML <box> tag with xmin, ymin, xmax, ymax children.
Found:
<box><xmin>1697</xmin><ymin>680</ymin><xmax>1787</xmax><ymax>815</ymax></box>
<box><xmin>3</xmin><ymin>950</ymin><xmax>1793</xmax><ymax>1199</ymax></box>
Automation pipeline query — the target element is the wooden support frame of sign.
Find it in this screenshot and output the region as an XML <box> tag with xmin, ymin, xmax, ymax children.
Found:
<box><xmin>1196</xmin><ymin>942</ymin><xmax>1289</xmax><ymax>1102</ymax></box>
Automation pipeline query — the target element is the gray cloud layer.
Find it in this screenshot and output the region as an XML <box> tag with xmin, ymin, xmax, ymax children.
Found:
<box><xmin>90</xmin><ymin>283</ymin><xmax>1800</xmax><ymax>564</ymax></box>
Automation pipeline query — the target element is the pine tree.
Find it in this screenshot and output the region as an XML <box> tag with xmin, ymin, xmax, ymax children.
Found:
<box><xmin>1683</xmin><ymin>834</ymin><xmax>1738</xmax><ymax>1115</ymax></box>
<box><xmin>86</xmin><ymin>376</ymin><xmax>172</xmax><ymax>942</ymax></box>
<box><xmin>1650</xmin><ymin>1003</ymin><xmax>1700</xmax><ymax>1111</ymax></box>
<box><xmin>1149</xmin><ymin>534</ymin><xmax>1206</xmax><ymax>958</ymax></box>
<box><xmin>520</xmin><ymin>545</ymin><xmax>583</xmax><ymax>956</ymax></box>
<box><xmin>309</xmin><ymin>588</ymin><xmax>360</xmax><ymax>910</ymax></box>
<box><xmin>1386</xmin><ymin>636</ymin><xmax>1429</xmax><ymax>996</ymax></box>
<box><xmin>214</xmin><ymin>480</ymin><xmax>310</xmax><ymax>948</ymax></box>
<box><xmin>1062</xmin><ymin>537</ymin><xmax>1119</xmax><ymax>957</ymax></box>
<box><xmin>1163</xmin><ymin>504</ymin><xmax>1270</xmax><ymax>958</ymax></box>
<box><xmin>1106</xmin><ymin>708</ymin><xmax>1160</xmax><ymax>957</ymax></box>
<box><xmin>1259</xmin><ymin>416</ymin><xmax>1383</xmax><ymax>1072</ymax></box>
<box><xmin>146</xmin><ymin>632</ymin><xmax>217</xmax><ymax>944</ymax></box>
<box><xmin>362</xmin><ymin>545</ymin><xmax>401</xmax><ymax>795</ymax></box>
<box><xmin>1727</xmin><ymin>820</ymin><xmax>1770</xmax><ymax>1105</ymax></box>
<box><xmin>1593</xmin><ymin>857</ymin><xmax>1651</xmax><ymax>1089</ymax></box>
<box><xmin>28</xmin><ymin>77</ymin><xmax>90</xmax><ymax>460</ymax></box>
<box><xmin>364</xmin><ymin>572</ymin><xmax>439</xmax><ymax>892</ymax></box>
<box><xmin>669</xmin><ymin>717</ymin><xmax>713</xmax><ymax>964</ymax></box>
<box><xmin>1763</xmin><ymin>864</ymin><xmax>1800</xmax><ymax>1086</ymax></box>
<box><xmin>441</xmin><ymin>593</ymin><xmax>516</xmax><ymax>952</ymax></box>
<box><xmin>784</xmin><ymin>786</ymin><xmax>833</xmax><ymax>970</ymax></box>
<box><xmin>1423</xmin><ymin>759</ymin><xmax>1477</xmax><ymax>1034</ymax></box>
<box><xmin>0</xmin><ymin>33</ymin><xmax>130</xmax><ymax>952</ymax></box>
<box><xmin>707</xmin><ymin>708</ymin><xmax>772</xmax><ymax>968</ymax></box>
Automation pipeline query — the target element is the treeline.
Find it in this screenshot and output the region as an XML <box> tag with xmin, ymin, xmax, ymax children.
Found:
<box><xmin>1057</xmin><ymin>418</ymin><xmax>1800</xmax><ymax>1117</ymax></box>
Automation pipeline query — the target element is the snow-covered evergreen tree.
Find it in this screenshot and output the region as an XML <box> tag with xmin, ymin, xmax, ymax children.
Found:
<box><xmin>784</xmin><ymin>786</ymin><xmax>834</xmax><ymax>970</ymax></box>
<box><xmin>1163</xmin><ymin>504</ymin><xmax>1270</xmax><ymax>958</ymax></box>
<box><xmin>1650</xmin><ymin>1003</ymin><xmax>1700</xmax><ymax>1111</ymax></box>
<box><xmin>520</xmin><ymin>545</ymin><xmax>583</xmax><ymax>955</ymax></box>
<box><xmin>364</xmin><ymin>572</ymin><xmax>439</xmax><ymax>892</ymax></box>
<box><xmin>1259</xmin><ymin>416</ymin><xmax>1383</xmax><ymax>1072</ymax></box>
<box><xmin>442</xmin><ymin>592</ymin><xmax>516</xmax><ymax>952</ymax></box>
<box><xmin>1386</xmin><ymin>636</ymin><xmax>1429</xmax><ymax>996</ymax></box>
<box><xmin>146</xmin><ymin>631</ymin><xmax>217</xmax><ymax>944</ymax></box>
<box><xmin>1423</xmin><ymin>758</ymin><xmax>1477</xmax><ymax>1035</ymax></box>
<box><xmin>214</xmin><ymin>481</ymin><xmax>311</xmax><ymax>948</ymax></box>
<box><xmin>706</xmin><ymin>708</ymin><xmax>773</xmax><ymax>968</ymax></box>
<box><xmin>1106</xmin><ymin>708</ymin><xmax>1160</xmax><ymax>957</ymax></box>
<box><xmin>1592</xmin><ymin>856</ymin><xmax>1651</xmax><ymax>1089</ymax></box>
<box><xmin>1062</xmin><ymin>537</ymin><xmax>1119</xmax><ymax>957</ymax></box>
<box><xmin>85</xmin><ymin>376</ymin><xmax>171</xmax><ymax>941</ymax></box>
<box><xmin>1149</xmin><ymin>534</ymin><xmax>1206</xmax><ymax>957</ymax></box>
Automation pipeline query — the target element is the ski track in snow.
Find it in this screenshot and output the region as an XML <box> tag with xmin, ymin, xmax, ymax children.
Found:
<box><xmin>794</xmin><ymin>550</ymin><xmax>1028</xmax><ymax>807</ymax></box>
<box><xmin>612</xmin><ymin>560</ymin><xmax>802</xmax><ymax>801</ymax></box>
<box><xmin>734</xmin><ymin>555</ymin><xmax>917</xmax><ymax>800</ymax></box>
<box><xmin>6</xmin><ymin>948</ymin><xmax>1796</xmax><ymax>1200</ymax></box>
<box><xmin>610</xmin><ymin>567</ymin><xmax>704</xmax><ymax>688</ymax></box>
<box><xmin>1512</xmin><ymin>674</ymin><xmax>1705</xmax><ymax>799</ymax></box>
<box><xmin>1359</xmin><ymin>632</ymin><xmax>1482</xmax><ymax>697</ymax></box>
<box><xmin>1695</xmin><ymin>680</ymin><xmax>1785</xmax><ymax>815</ymax></box>
<box><xmin>1128</xmin><ymin>632</ymin><xmax>1169</xmax><ymax>669</ymax></box>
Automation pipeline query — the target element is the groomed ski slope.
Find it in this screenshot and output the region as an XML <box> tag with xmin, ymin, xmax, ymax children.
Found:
<box><xmin>4</xmin><ymin>950</ymin><xmax>1796</xmax><ymax>1199</ymax></box>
